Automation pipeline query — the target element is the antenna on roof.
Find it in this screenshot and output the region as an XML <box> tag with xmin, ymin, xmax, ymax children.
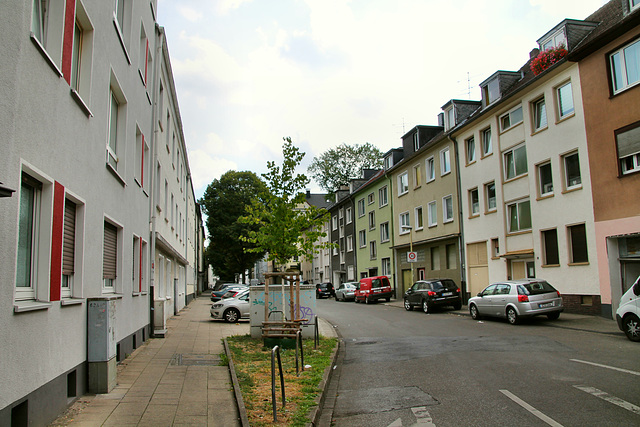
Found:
<box><xmin>392</xmin><ymin>117</ymin><xmax>406</xmax><ymax>134</ymax></box>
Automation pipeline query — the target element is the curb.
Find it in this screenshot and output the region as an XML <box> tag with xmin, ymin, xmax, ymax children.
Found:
<box><xmin>224</xmin><ymin>338</ymin><xmax>250</xmax><ymax>427</ymax></box>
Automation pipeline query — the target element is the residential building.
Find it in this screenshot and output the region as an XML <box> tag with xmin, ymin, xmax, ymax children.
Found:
<box><xmin>569</xmin><ymin>0</ymin><xmax>640</xmax><ymax>317</ymax></box>
<box><xmin>299</xmin><ymin>190</ymin><xmax>331</xmax><ymax>283</ymax></box>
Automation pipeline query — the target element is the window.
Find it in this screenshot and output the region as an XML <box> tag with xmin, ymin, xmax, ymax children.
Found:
<box><xmin>542</xmin><ymin>229</ymin><xmax>559</xmax><ymax>265</ymax></box>
<box><xmin>469</xmin><ymin>188</ymin><xmax>479</xmax><ymax>216</ymax></box>
<box><xmin>138</xmin><ymin>24</ymin><xmax>149</xmax><ymax>86</ymax></box>
<box><xmin>384</xmin><ymin>156</ymin><xmax>392</xmax><ymax>170</ymax></box>
<box><xmin>114</xmin><ymin>0</ymin><xmax>131</xmax><ymax>54</ymax></box>
<box><xmin>357</xmin><ymin>199</ymin><xmax>365</xmax><ymax>217</ymax></box>
<box><xmin>557</xmin><ymin>82</ymin><xmax>574</xmax><ymax>118</ymax></box>
<box><xmin>333</xmin><ymin>241</ymin><xmax>338</xmax><ymax>256</ymax></box>
<box><xmin>538</xmin><ymin>162</ymin><xmax>553</xmax><ymax>196</ymax></box>
<box><xmin>368</xmin><ymin>211</ymin><xmax>376</xmax><ymax>230</ymax></box>
<box><xmin>370</xmin><ymin>241</ymin><xmax>377</xmax><ymax>260</ymax></box>
<box><xmin>31</xmin><ymin>0</ymin><xmax>66</xmax><ymax>70</ymax></box>
<box><xmin>378</xmin><ymin>186</ymin><xmax>388</xmax><ymax>207</ymax></box>
<box><xmin>446</xmin><ymin>244</ymin><xmax>456</xmax><ymax>269</ymax></box>
<box><xmin>106</xmin><ymin>76</ymin><xmax>126</xmax><ymax>176</ymax></box>
<box><xmin>632</xmin><ymin>0</ymin><xmax>640</xmax><ymax>11</ymax></box>
<box><xmin>16</xmin><ymin>173</ymin><xmax>42</xmax><ymax>300</ymax></box>
<box><xmin>485</xmin><ymin>182</ymin><xmax>496</xmax><ymax>212</ymax></box>
<box><xmin>103</xmin><ymin>221</ymin><xmax>118</xmax><ymax>291</ymax></box>
<box><xmin>610</xmin><ymin>39</ymin><xmax>640</xmax><ymax>94</ymax></box>
<box><xmin>62</xmin><ymin>199</ymin><xmax>76</xmax><ymax>298</ymax></box>
<box><xmin>132</xmin><ymin>235</ymin><xmax>146</xmax><ymax>293</ymax></box>
<box><xmin>413</xmin><ymin>132</ymin><xmax>419</xmax><ymax>151</ymax></box>
<box><xmin>482</xmin><ymin>128</ymin><xmax>492</xmax><ymax>156</ymax></box>
<box><xmin>504</xmin><ymin>144</ymin><xmax>528</xmax><ymax>180</ymax></box>
<box><xmin>465</xmin><ymin>137</ymin><xmax>476</xmax><ymax>164</ymax></box>
<box><xmin>367</xmin><ymin>193</ymin><xmax>374</xmax><ymax>205</ymax></box>
<box><xmin>332</xmin><ymin>215</ymin><xmax>337</xmax><ymax>231</ymax></box>
<box><xmin>380</xmin><ymin>222</ymin><xmax>390</xmax><ymax>242</ymax></box>
<box><xmin>381</xmin><ymin>258</ymin><xmax>391</xmax><ymax>276</ymax></box>
<box><xmin>500</xmin><ymin>106</ymin><xmax>523</xmax><ymax>131</ymax></box>
<box><xmin>617</xmin><ymin>123</ymin><xmax>640</xmax><ymax>175</ymax></box>
<box><xmin>346</xmin><ymin>207</ymin><xmax>352</xmax><ymax>224</ymax></box>
<box><xmin>426</xmin><ymin>157</ymin><xmax>435</xmax><ymax>182</ymax></box>
<box><xmin>338</xmin><ymin>208</ymin><xmax>343</xmax><ymax>220</ymax></box>
<box><xmin>413</xmin><ymin>164</ymin><xmax>421</xmax><ymax>187</ymax></box>
<box><xmin>428</xmin><ymin>201</ymin><xmax>437</xmax><ymax>227</ymax></box>
<box><xmin>491</xmin><ymin>238</ymin><xmax>500</xmax><ymax>258</ymax></box>
<box><xmin>346</xmin><ymin>235</ymin><xmax>353</xmax><ymax>252</ymax></box>
<box><xmin>135</xmin><ymin>128</ymin><xmax>149</xmax><ymax>191</ymax></box>
<box><xmin>445</xmin><ymin>107</ymin><xmax>455</xmax><ymax>130</ymax></box>
<box><xmin>415</xmin><ymin>206</ymin><xmax>424</xmax><ymax>230</ymax></box>
<box><xmin>482</xmin><ymin>77</ymin><xmax>500</xmax><ymax>106</ymax></box>
<box><xmin>359</xmin><ymin>230</ymin><xmax>366</xmax><ymax>248</ymax></box>
<box><xmin>68</xmin><ymin>2</ymin><xmax>93</xmax><ymax>105</ymax></box>
<box><xmin>430</xmin><ymin>247</ymin><xmax>440</xmax><ymax>270</ymax></box>
<box><xmin>443</xmin><ymin>196</ymin><xmax>453</xmax><ymax>223</ymax></box>
<box><xmin>563</xmin><ymin>152</ymin><xmax>582</xmax><ymax>189</ymax></box>
<box><xmin>507</xmin><ymin>199</ymin><xmax>532</xmax><ymax>233</ymax></box>
<box><xmin>398</xmin><ymin>173</ymin><xmax>409</xmax><ymax>195</ymax></box>
<box><xmin>540</xmin><ymin>29</ymin><xmax>566</xmax><ymax>51</ymax></box>
<box><xmin>568</xmin><ymin>224</ymin><xmax>588</xmax><ymax>263</ymax></box>
<box><xmin>533</xmin><ymin>97</ymin><xmax>547</xmax><ymax>131</ymax></box>
<box><xmin>440</xmin><ymin>148</ymin><xmax>451</xmax><ymax>175</ymax></box>
<box><xmin>399</xmin><ymin>212</ymin><xmax>410</xmax><ymax>233</ymax></box>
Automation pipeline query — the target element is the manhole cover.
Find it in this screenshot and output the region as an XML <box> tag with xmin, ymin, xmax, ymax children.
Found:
<box><xmin>169</xmin><ymin>354</ymin><xmax>221</xmax><ymax>366</ymax></box>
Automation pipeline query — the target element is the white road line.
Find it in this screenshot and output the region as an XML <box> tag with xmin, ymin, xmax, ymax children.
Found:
<box><xmin>500</xmin><ymin>390</ymin><xmax>564</xmax><ymax>427</ymax></box>
<box><xmin>570</xmin><ymin>359</ymin><xmax>640</xmax><ymax>376</ymax></box>
<box><xmin>574</xmin><ymin>385</ymin><xmax>640</xmax><ymax>415</ymax></box>
<box><xmin>411</xmin><ymin>406</ymin><xmax>436</xmax><ymax>426</ymax></box>
<box><xmin>387</xmin><ymin>418</ymin><xmax>403</xmax><ymax>427</ymax></box>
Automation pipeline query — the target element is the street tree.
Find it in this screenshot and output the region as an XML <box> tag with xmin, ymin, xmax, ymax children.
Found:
<box><xmin>308</xmin><ymin>142</ymin><xmax>383</xmax><ymax>194</ymax></box>
<box><xmin>199</xmin><ymin>170</ymin><xmax>268</xmax><ymax>283</ymax></box>
<box><xmin>240</xmin><ymin>137</ymin><xmax>331</xmax><ymax>273</ymax></box>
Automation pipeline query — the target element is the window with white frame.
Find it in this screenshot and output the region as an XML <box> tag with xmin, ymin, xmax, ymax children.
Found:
<box><xmin>532</xmin><ymin>97</ymin><xmax>547</xmax><ymax>131</ymax></box>
<box><xmin>368</xmin><ymin>211</ymin><xmax>376</xmax><ymax>230</ymax></box>
<box><xmin>135</xmin><ymin>128</ymin><xmax>150</xmax><ymax>192</ymax></box>
<box><xmin>398</xmin><ymin>172</ymin><xmax>409</xmax><ymax>195</ymax></box>
<box><xmin>61</xmin><ymin>198</ymin><xmax>77</xmax><ymax>298</ymax></box>
<box><xmin>469</xmin><ymin>188</ymin><xmax>479</xmax><ymax>216</ymax></box>
<box><xmin>384</xmin><ymin>155</ymin><xmax>392</xmax><ymax>170</ymax></box>
<box><xmin>413</xmin><ymin>132</ymin><xmax>419</xmax><ymax>151</ymax></box>
<box><xmin>542</xmin><ymin>228</ymin><xmax>559</xmax><ymax>265</ymax></box>
<box><xmin>482</xmin><ymin>127</ymin><xmax>492</xmax><ymax>156</ymax></box>
<box><xmin>367</xmin><ymin>193</ymin><xmax>374</xmax><ymax>205</ymax></box>
<box><xmin>617</xmin><ymin>123</ymin><xmax>640</xmax><ymax>175</ymax></box>
<box><xmin>358</xmin><ymin>230</ymin><xmax>366</xmax><ymax>248</ymax></box>
<box><xmin>426</xmin><ymin>157</ymin><xmax>435</xmax><ymax>182</ymax></box>
<box><xmin>132</xmin><ymin>235</ymin><xmax>147</xmax><ymax>293</ymax></box>
<box><xmin>610</xmin><ymin>39</ymin><xmax>640</xmax><ymax>94</ymax></box>
<box><xmin>563</xmin><ymin>151</ymin><xmax>582</xmax><ymax>189</ymax></box>
<box><xmin>114</xmin><ymin>0</ymin><xmax>131</xmax><ymax>52</ymax></box>
<box><xmin>568</xmin><ymin>223</ymin><xmax>588</xmax><ymax>263</ymax></box>
<box><xmin>338</xmin><ymin>208</ymin><xmax>344</xmax><ymax>221</ymax></box>
<box><xmin>504</xmin><ymin>143</ymin><xmax>528</xmax><ymax>180</ymax></box>
<box><xmin>485</xmin><ymin>182</ymin><xmax>496</xmax><ymax>212</ymax></box>
<box><xmin>346</xmin><ymin>207</ymin><xmax>352</xmax><ymax>224</ymax></box>
<box><xmin>31</xmin><ymin>0</ymin><xmax>65</xmax><ymax>69</ymax></box>
<box><xmin>71</xmin><ymin>3</ymin><xmax>94</xmax><ymax>103</ymax></box>
<box><xmin>431</xmin><ymin>247</ymin><xmax>440</xmax><ymax>270</ymax></box>
<box><xmin>482</xmin><ymin>77</ymin><xmax>500</xmax><ymax>106</ymax></box>
<box><xmin>370</xmin><ymin>241</ymin><xmax>377</xmax><ymax>260</ymax></box>
<box><xmin>358</xmin><ymin>198</ymin><xmax>365</xmax><ymax>217</ymax></box>
<box><xmin>346</xmin><ymin>235</ymin><xmax>353</xmax><ymax>252</ymax></box>
<box><xmin>103</xmin><ymin>220</ymin><xmax>118</xmax><ymax>291</ymax></box>
<box><xmin>333</xmin><ymin>240</ymin><xmax>338</xmax><ymax>256</ymax></box>
<box><xmin>632</xmin><ymin>0</ymin><xmax>640</xmax><ymax>11</ymax></box>
<box><xmin>16</xmin><ymin>173</ymin><xmax>43</xmax><ymax>301</ymax></box>
<box><xmin>538</xmin><ymin>161</ymin><xmax>554</xmax><ymax>196</ymax></box>
<box><xmin>138</xmin><ymin>23</ymin><xmax>149</xmax><ymax>87</ymax></box>
<box><xmin>440</xmin><ymin>148</ymin><xmax>451</xmax><ymax>176</ymax></box>
<box><xmin>443</xmin><ymin>195</ymin><xmax>454</xmax><ymax>223</ymax></box>
<box><xmin>507</xmin><ymin>199</ymin><xmax>532</xmax><ymax>233</ymax></box>
<box><xmin>332</xmin><ymin>215</ymin><xmax>337</xmax><ymax>231</ymax></box>
<box><xmin>445</xmin><ymin>107</ymin><xmax>455</xmax><ymax>130</ymax></box>
<box><xmin>380</xmin><ymin>222</ymin><xmax>390</xmax><ymax>242</ymax></box>
<box><xmin>500</xmin><ymin>106</ymin><xmax>523</xmax><ymax>131</ymax></box>
<box><xmin>557</xmin><ymin>82</ymin><xmax>574</xmax><ymax>118</ymax></box>
<box><xmin>540</xmin><ymin>29</ymin><xmax>566</xmax><ymax>51</ymax></box>
<box><xmin>399</xmin><ymin>212</ymin><xmax>410</xmax><ymax>233</ymax></box>
<box><xmin>381</xmin><ymin>258</ymin><xmax>391</xmax><ymax>276</ymax></box>
<box><xmin>466</xmin><ymin>137</ymin><xmax>476</xmax><ymax>164</ymax></box>
<box><xmin>415</xmin><ymin>206</ymin><xmax>424</xmax><ymax>230</ymax></box>
<box><xmin>428</xmin><ymin>201</ymin><xmax>437</xmax><ymax>226</ymax></box>
<box><xmin>413</xmin><ymin>164</ymin><xmax>421</xmax><ymax>187</ymax></box>
<box><xmin>378</xmin><ymin>186</ymin><xmax>388</xmax><ymax>207</ymax></box>
<box><xmin>107</xmin><ymin>75</ymin><xmax>126</xmax><ymax>175</ymax></box>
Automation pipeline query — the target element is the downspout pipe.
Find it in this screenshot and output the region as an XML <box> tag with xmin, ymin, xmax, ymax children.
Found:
<box><xmin>448</xmin><ymin>134</ymin><xmax>468</xmax><ymax>303</ymax></box>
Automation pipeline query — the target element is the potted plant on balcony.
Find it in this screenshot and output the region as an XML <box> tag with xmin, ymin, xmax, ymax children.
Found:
<box><xmin>530</xmin><ymin>45</ymin><xmax>568</xmax><ymax>76</ymax></box>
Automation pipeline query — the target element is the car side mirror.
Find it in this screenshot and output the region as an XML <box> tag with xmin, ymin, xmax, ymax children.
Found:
<box><xmin>477</xmin><ymin>292</ymin><xmax>483</xmax><ymax>297</ymax></box>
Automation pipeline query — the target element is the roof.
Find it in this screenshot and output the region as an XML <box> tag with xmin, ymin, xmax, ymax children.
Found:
<box><xmin>304</xmin><ymin>192</ymin><xmax>332</xmax><ymax>209</ymax></box>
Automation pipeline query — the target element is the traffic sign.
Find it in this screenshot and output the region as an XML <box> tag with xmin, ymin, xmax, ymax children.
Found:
<box><xmin>407</xmin><ymin>251</ymin><xmax>417</xmax><ymax>262</ymax></box>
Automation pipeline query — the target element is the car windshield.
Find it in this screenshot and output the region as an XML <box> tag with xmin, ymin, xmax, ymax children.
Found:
<box><xmin>518</xmin><ymin>281</ymin><xmax>556</xmax><ymax>295</ymax></box>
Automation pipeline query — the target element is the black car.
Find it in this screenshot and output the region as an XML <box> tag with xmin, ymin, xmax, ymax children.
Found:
<box><xmin>316</xmin><ymin>282</ymin><xmax>335</xmax><ymax>299</ymax></box>
<box><xmin>403</xmin><ymin>279</ymin><xmax>462</xmax><ymax>313</ymax></box>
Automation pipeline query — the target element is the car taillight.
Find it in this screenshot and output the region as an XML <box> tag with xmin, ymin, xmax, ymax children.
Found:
<box><xmin>556</xmin><ymin>291</ymin><xmax>561</xmax><ymax>297</ymax></box>
<box><xmin>456</xmin><ymin>288</ymin><xmax>460</xmax><ymax>293</ymax></box>
<box><xmin>518</xmin><ymin>295</ymin><xmax>529</xmax><ymax>302</ymax></box>
<box><xmin>428</xmin><ymin>291</ymin><xmax>436</xmax><ymax>296</ymax></box>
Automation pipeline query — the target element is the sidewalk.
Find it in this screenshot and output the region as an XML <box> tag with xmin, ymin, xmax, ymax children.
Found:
<box><xmin>52</xmin><ymin>296</ymin><xmax>250</xmax><ymax>426</ymax></box>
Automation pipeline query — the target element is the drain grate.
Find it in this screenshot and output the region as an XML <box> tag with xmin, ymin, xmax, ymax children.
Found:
<box><xmin>169</xmin><ymin>354</ymin><xmax>221</xmax><ymax>366</ymax></box>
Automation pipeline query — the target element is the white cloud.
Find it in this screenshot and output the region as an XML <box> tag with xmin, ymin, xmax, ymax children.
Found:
<box><xmin>187</xmin><ymin>148</ymin><xmax>238</xmax><ymax>192</ymax></box>
<box><xmin>217</xmin><ymin>0</ymin><xmax>253</xmax><ymax>15</ymax></box>
<box><xmin>529</xmin><ymin>0</ymin><xmax>608</xmax><ymax>19</ymax></box>
<box><xmin>177</xmin><ymin>6</ymin><xmax>202</xmax><ymax>22</ymax></box>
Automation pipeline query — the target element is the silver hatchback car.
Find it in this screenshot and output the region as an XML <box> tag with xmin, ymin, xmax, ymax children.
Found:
<box><xmin>210</xmin><ymin>289</ymin><xmax>250</xmax><ymax>322</ymax></box>
<box><xmin>468</xmin><ymin>279</ymin><xmax>563</xmax><ymax>325</ymax></box>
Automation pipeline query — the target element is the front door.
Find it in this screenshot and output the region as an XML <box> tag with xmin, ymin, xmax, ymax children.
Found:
<box><xmin>402</xmin><ymin>269</ymin><xmax>413</xmax><ymax>296</ymax></box>
<box><xmin>511</xmin><ymin>259</ymin><xmax>535</xmax><ymax>280</ymax></box>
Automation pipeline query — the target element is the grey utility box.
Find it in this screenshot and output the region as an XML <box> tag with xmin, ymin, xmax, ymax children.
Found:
<box><xmin>249</xmin><ymin>284</ymin><xmax>316</xmax><ymax>339</ymax></box>
<box><xmin>87</xmin><ymin>297</ymin><xmax>118</xmax><ymax>393</ymax></box>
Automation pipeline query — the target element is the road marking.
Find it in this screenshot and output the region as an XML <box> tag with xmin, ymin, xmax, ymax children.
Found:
<box><xmin>570</xmin><ymin>359</ymin><xmax>640</xmax><ymax>376</ymax></box>
<box><xmin>387</xmin><ymin>418</ymin><xmax>402</xmax><ymax>427</ymax></box>
<box><xmin>500</xmin><ymin>390</ymin><xmax>564</xmax><ymax>427</ymax></box>
<box><xmin>574</xmin><ymin>385</ymin><xmax>640</xmax><ymax>415</ymax></box>
<box><xmin>411</xmin><ymin>406</ymin><xmax>436</xmax><ymax>425</ymax></box>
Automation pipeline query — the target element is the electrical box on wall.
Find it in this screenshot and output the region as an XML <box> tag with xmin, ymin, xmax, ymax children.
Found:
<box><xmin>88</xmin><ymin>298</ymin><xmax>116</xmax><ymax>361</ymax></box>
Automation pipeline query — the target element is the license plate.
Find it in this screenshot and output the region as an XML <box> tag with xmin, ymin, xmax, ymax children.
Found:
<box><xmin>539</xmin><ymin>302</ymin><xmax>553</xmax><ymax>308</ymax></box>
<box><xmin>443</xmin><ymin>292</ymin><xmax>453</xmax><ymax>296</ymax></box>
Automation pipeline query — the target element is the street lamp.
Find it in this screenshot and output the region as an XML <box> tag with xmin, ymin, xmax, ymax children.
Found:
<box><xmin>401</xmin><ymin>225</ymin><xmax>414</xmax><ymax>290</ymax></box>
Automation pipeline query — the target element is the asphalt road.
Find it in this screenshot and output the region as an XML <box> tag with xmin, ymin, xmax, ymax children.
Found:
<box><xmin>316</xmin><ymin>298</ymin><xmax>640</xmax><ymax>427</ymax></box>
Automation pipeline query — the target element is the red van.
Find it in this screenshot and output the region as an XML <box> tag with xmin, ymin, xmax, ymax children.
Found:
<box><xmin>355</xmin><ymin>276</ymin><xmax>393</xmax><ymax>304</ymax></box>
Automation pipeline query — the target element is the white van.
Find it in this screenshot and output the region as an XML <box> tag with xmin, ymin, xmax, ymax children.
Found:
<box><xmin>616</xmin><ymin>275</ymin><xmax>640</xmax><ymax>342</ymax></box>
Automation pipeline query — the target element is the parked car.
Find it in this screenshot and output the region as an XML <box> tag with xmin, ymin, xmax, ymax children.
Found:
<box><xmin>355</xmin><ymin>276</ymin><xmax>393</xmax><ymax>304</ymax></box>
<box><xmin>335</xmin><ymin>282</ymin><xmax>359</xmax><ymax>301</ymax></box>
<box><xmin>210</xmin><ymin>289</ymin><xmax>250</xmax><ymax>322</ymax></box>
<box><xmin>211</xmin><ymin>284</ymin><xmax>246</xmax><ymax>302</ymax></box>
<box><xmin>468</xmin><ymin>279</ymin><xmax>563</xmax><ymax>325</ymax></box>
<box><xmin>316</xmin><ymin>282</ymin><xmax>335</xmax><ymax>299</ymax></box>
<box><xmin>616</xmin><ymin>275</ymin><xmax>640</xmax><ymax>342</ymax></box>
<box><xmin>403</xmin><ymin>279</ymin><xmax>462</xmax><ymax>313</ymax></box>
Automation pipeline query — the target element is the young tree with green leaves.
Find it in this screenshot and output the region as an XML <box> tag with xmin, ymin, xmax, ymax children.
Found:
<box><xmin>240</xmin><ymin>137</ymin><xmax>331</xmax><ymax>271</ymax></box>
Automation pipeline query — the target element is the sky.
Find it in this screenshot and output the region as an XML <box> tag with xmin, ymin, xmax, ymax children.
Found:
<box><xmin>156</xmin><ymin>0</ymin><xmax>609</xmax><ymax>200</ymax></box>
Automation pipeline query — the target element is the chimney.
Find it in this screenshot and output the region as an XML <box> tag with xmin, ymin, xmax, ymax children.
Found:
<box><xmin>530</xmin><ymin>48</ymin><xmax>540</xmax><ymax>59</ymax></box>
<box><xmin>306</xmin><ymin>189</ymin><xmax>311</xmax><ymax>199</ymax></box>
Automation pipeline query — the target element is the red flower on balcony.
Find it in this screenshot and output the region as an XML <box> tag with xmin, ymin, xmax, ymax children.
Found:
<box><xmin>530</xmin><ymin>45</ymin><xmax>568</xmax><ymax>76</ymax></box>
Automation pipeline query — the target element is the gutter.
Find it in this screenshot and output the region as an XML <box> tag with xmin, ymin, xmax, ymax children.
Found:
<box><xmin>449</xmin><ymin>134</ymin><xmax>468</xmax><ymax>302</ymax></box>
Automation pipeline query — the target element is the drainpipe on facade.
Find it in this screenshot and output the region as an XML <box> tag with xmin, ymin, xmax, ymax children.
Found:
<box><xmin>448</xmin><ymin>135</ymin><xmax>468</xmax><ymax>303</ymax></box>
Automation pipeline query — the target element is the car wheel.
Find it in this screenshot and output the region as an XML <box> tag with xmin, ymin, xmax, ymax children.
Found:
<box><xmin>422</xmin><ymin>299</ymin><xmax>430</xmax><ymax>314</ymax></box>
<box><xmin>365</xmin><ymin>295</ymin><xmax>371</xmax><ymax>304</ymax></box>
<box><xmin>404</xmin><ymin>299</ymin><xmax>412</xmax><ymax>311</ymax></box>
<box><xmin>224</xmin><ymin>308</ymin><xmax>240</xmax><ymax>323</ymax></box>
<box><xmin>386</xmin><ymin>297</ymin><xmax>391</xmax><ymax>302</ymax></box>
<box><xmin>355</xmin><ymin>298</ymin><xmax>359</xmax><ymax>303</ymax></box>
<box><xmin>470</xmin><ymin>304</ymin><xmax>481</xmax><ymax>320</ymax></box>
<box><xmin>453</xmin><ymin>302</ymin><xmax>462</xmax><ymax>311</ymax></box>
<box><xmin>335</xmin><ymin>294</ymin><xmax>340</xmax><ymax>301</ymax></box>
<box><xmin>506</xmin><ymin>307</ymin><xmax>519</xmax><ymax>325</ymax></box>
<box><xmin>622</xmin><ymin>314</ymin><xmax>640</xmax><ymax>342</ymax></box>
<box><xmin>547</xmin><ymin>312</ymin><xmax>560</xmax><ymax>320</ymax></box>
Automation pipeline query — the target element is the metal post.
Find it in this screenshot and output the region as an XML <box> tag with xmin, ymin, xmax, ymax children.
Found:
<box><xmin>271</xmin><ymin>345</ymin><xmax>286</xmax><ymax>422</ymax></box>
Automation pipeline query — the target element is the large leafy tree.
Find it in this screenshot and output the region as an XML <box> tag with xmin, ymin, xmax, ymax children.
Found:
<box><xmin>199</xmin><ymin>171</ymin><xmax>268</xmax><ymax>282</ymax></box>
<box><xmin>240</xmin><ymin>137</ymin><xmax>331</xmax><ymax>270</ymax></box>
<box><xmin>308</xmin><ymin>142</ymin><xmax>383</xmax><ymax>193</ymax></box>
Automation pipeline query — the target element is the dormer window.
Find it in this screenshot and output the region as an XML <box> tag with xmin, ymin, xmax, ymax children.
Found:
<box><xmin>539</xmin><ymin>28</ymin><xmax>566</xmax><ymax>51</ymax></box>
<box><xmin>413</xmin><ymin>132</ymin><xmax>419</xmax><ymax>151</ymax></box>
<box><xmin>482</xmin><ymin>77</ymin><xmax>500</xmax><ymax>107</ymax></box>
<box><xmin>384</xmin><ymin>155</ymin><xmax>392</xmax><ymax>170</ymax></box>
<box><xmin>445</xmin><ymin>107</ymin><xmax>455</xmax><ymax>130</ymax></box>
